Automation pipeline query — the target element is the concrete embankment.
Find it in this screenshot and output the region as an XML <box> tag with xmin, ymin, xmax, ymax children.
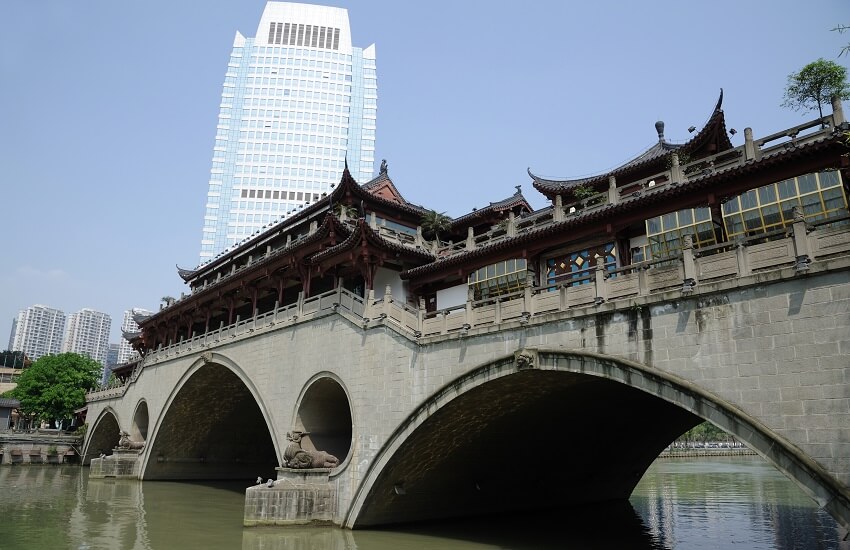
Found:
<box><xmin>0</xmin><ymin>431</ymin><xmax>82</xmax><ymax>464</ymax></box>
<box><xmin>659</xmin><ymin>447</ymin><xmax>756</xmax><ymax>458</ymax></box>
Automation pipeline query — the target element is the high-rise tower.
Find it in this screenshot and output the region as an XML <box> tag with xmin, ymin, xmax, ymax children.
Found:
<box><xmin>198</xmin><ymin>2</ymin><xmax>377</xmax><ymax>263</ymax></box>
<box><xmin>63</xmin><ymin>309</ymin><xmax>112</xmax><ymax>365</ymax></box>
<box><xmin>11</xmin><ymin>305</ymin><xmax>66</xmax><ymax>361</ymax></box>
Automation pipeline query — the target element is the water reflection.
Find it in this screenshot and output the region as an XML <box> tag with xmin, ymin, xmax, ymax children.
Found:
<box><xmin>0</xmin><ymin>458</ymin><xmax>846</xmax><ymax>550</ymax></box>
<box><xmin>630</xmin><ymin>457</ymin><xmax>849</xmax><ymax>550</ymax></box>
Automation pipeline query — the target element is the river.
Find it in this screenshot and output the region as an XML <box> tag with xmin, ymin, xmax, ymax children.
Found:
<box><xmin>0</xmin><ymin>456</ymin><xmax>846</xmax><ymax>549</ymax></box>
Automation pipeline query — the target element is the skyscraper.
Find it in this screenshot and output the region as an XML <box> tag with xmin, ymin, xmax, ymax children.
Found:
<box><xmin>7</xmin><ymin>317</ymin><xmax>16</xmax><ymax>351</ymax></box>
<box><xmin>11</xmin><ymin>305</ymin><xmax>66</xmax><ymax>361</ymax></box>
<box><xmin>63</xmin><ymin>309</ymin><xmax>112</xmax><ymax>365</ymax></box>
<box><xmin>198</xmin><ymin>1</ymin><xmax>378</xmax><ymax>263</ymax></box>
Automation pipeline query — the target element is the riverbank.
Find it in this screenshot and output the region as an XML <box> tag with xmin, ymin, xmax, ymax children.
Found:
<box><xmin>0</xmin><ymin>431</ymin><xmax>82</xmax><ymax>464</ymax></box>
<box><xmin>658</xmin><ymin>446</ymin><xmax>756</xmax><ymax>458</ymax></box>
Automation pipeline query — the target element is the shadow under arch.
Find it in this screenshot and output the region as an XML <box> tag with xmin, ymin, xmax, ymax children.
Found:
<box><xmin>131</xmin><ymin>399</ymin><xmax>149</xmax><ymax>441</ymax></box>
<box><xmin>140</xmin><ymin>352</ymin><xmax>279</xmax><ymax>481</ymax></box>
<box><xmin>346</xmin><ymin>349</ymin><xmax>850</xmax><ymax>531</ymax></box>
<box><xmin>290</xmin><ymin>371</ymin><xmax>354</xmax><ymax>470</ymax></box>
<box><xmin>82</xmin><ymin>407</ymin><xmax>121</xmax><ymax>465</ymax></box>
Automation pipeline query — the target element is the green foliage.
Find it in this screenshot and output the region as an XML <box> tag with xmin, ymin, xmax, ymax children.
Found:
<box><xmin>677</xmin><ymin>421</ymin><xmax>730</xmax><ymax>442</ymax></box>
<box><xmin>75</xmin><ymin>423</ymin><xmax>88</xmax><ymax>439</ymax></box>
<box><xmin>0</xmin><ymin>350</ymin><xmax>29</xmax><ymax>369</ymax></box>
<box><xmin>782</xmin><ymin>58</ymin><xmax>850</xmax><ymax>119</ymax></box>
<box><xmin>572</xmin><ymin>184</ymin><xmax>603</xmax><ymax>207</ymax></box>
<box><xmin>572</xmin><ymin>184</ymin><xmax>597</xmax><ymax>200</ymax></box>
<box><xmin>5</xmin><ymin>353</ymin><xmax>101</xmax><ymax>425</ymax></box>
<box><xmin>332</xmin><ymin>202</ymin><xmax>358</xmax><ymax>220</ymax></box>
<box><xmin>420</xmin><ymin>210</ymin><xmax>452</xmax><ymax>241</ymax></box>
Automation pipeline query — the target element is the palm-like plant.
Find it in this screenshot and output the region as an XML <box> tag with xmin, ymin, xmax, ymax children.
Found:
<box><xmin>420</xmin><ymin>210</ymin><xmax>452</xmax><ymax>242</ymax></box>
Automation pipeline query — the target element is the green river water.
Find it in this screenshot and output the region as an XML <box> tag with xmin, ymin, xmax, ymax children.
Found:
<box><xmin>0</xmin><ymin>456</ymin><xmax>846</xmax><ymax>549</ymax></box>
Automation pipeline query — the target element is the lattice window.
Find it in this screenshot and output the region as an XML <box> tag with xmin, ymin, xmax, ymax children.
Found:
<box><xmin>645</xmin><ymin>207</ymin><xmax>717</xmax><ymax>260</ymax></box>
<box><xmin>468</xmin><ymin>259</ymin><xmax>527</xmax><ymax>300</ymax></box>
<box><xmin>722</xmin><ymin>171</ymin><xmax>847</xmax><ymax>239</ymax></box>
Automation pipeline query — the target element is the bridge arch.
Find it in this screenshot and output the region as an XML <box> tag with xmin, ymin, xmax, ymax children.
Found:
<box><xmin>82</xmin><ymin>407</ymin><xmax>121</xmax><ymax>465</ymax></box>
<box><xmin>346</xmin><ymin>349</ymin><xmax>850</xmax><ymax>529</ymax></box>
<box><xmin>290</xmin><ymin>372</ymin><xmax>354</xmax><ymax>469</ymax></box>
<box><xmin>140</xmin><ymin>352</ymin><xmax>280</xmax><ymax>481</ymax></box>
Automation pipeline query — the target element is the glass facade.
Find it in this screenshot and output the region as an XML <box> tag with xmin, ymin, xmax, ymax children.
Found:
<box><xmin>645</xmin><ymin>207</ymin><xmax>716</xmax><ymax>260</ymax></box>
<box><xmin>721</xmin><ymin>171</ymin><xmax>846</xmax><ymax>239</ymax></box>
<box><xmin>468</xmin><ymin>259</ymin><xmax>527</xmax><ymax>300</ymax></box>
<box><xmin>199</xmin><ymin>3</ymin><xmax>377</xmax><ymax>264</ymax></box>
<box><xmin>640</xmin><ymin>171</ymin><xmax>847</xmax><ymax>260</ymax></box>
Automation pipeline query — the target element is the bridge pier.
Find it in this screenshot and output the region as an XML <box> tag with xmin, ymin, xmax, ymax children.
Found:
<box><xmin>90</xmin><ymin>449</ymin><xmax>143</xmax><ymax>479</ymax></box>
<box><xmin>244</xmin><ymin>468</ymin><xmax>336</xmax><ymax>526</ymax></box>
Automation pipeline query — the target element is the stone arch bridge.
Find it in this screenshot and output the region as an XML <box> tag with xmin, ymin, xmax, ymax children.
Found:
<box><xmin>84</xmin><ymin>231</ymin><xmax>850</xmax><ymax>530</ymax></box>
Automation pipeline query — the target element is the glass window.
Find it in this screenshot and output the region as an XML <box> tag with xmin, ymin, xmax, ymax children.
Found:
<box><xmin>723</xmin><ymin>171</ymin><xmax>847</xmax><ymax>239</ymax></box>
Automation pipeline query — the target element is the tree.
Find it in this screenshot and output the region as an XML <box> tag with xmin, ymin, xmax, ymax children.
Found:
<box><xmin>420</xmin><ymin>210</ymin><xmax>452</xmax><ymax>243</ymax></box>
<box><xmin>0</xmin><ymin>350</ymin><xmax>30</xmax><ymax>369</ymax></box>
<box><xmin>782</xmin><ymin>58</ymin><xmax>850</xmax><ymax>119</ymax></box>
<box><xmin>3</xmin><ymin>353</ymin><xmax>100</xmax><ymax>428</ymax></box>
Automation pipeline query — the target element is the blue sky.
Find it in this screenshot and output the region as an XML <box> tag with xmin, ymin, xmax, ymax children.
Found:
<box><xmin>1</xmin><ymin>1</ymin><xmax>847</xmax><ymax>344</ymax></box>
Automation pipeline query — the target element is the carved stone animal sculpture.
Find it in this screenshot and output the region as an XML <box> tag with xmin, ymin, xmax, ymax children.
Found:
<box><xmin>118</xmin><ymin>430</ymin><xmax>145</xmax><ymax>450</ymax></box>
<box><xmin>283</xmin><ymin>431</ymin><xmax>339</xmax><ymax>469</ymax></box>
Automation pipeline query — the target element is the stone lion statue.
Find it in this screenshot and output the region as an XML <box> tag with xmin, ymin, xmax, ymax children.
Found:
<box><xmin>118</xmin><ymin>430</ymin><xmax>145</xmax><ymax>450</ymax></box>
<box><xmin>283</xmin><ymin>431</ymin><xmax>339</xmax><ymax>469</ymax></box>
<box><xmin>516</xmin><ymin>351</ymin><xmax>535</xmax><ymax>369</ymax></box>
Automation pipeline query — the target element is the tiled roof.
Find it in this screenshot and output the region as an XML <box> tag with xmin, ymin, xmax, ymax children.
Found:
<box><xmin>450</xmin><ymin>187</ymin><xmax>533</xmax><ymax>228</ymax></box>
<box><xmin>530</xmin><ymin>90</ymin><xmax>732</xmax><ymax>194</ymax></box>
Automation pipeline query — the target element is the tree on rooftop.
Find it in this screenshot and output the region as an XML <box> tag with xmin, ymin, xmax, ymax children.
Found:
<box><xmin>781</xmin><ymin>58</ymin><xmax>850</xmax><ymax>119</ymax></box>
<box><xmin>2</xmin><ymin>353</ymin><xmax>100</xmax><ymax>428</ymax></box>
<box><xmin>420</xmin><ymin>210</ymin><xmax>452</xmax><ymax>243</ymax></box>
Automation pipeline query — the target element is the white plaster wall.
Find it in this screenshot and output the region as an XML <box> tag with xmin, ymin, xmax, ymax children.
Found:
<box><xmin>373</xmin><ymin>267</ymin><xmax>406</xmax><ymax>303</ymax></box>
<box><xmin>436</xmin><ymin>284</ymin><xmax>467</xmax><ymax>310</ymax></box>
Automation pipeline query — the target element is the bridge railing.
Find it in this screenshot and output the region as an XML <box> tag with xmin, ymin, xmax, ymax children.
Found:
<box><xmin>87</xmin><ymin>212</ymin><xmax>850</xmax><ymax>401</ymax></box>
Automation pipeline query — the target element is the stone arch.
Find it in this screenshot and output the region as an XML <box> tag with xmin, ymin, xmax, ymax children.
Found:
<box><xmin>345</xmin><ymin>349</ymin><xmax>850</xmax><ymax>530</ymax></box>
<box><xmin>140</xmin><ymin>352</ymin><xmax>279</xmax><ymax>481</ymax></box>
<box><xmin>290</xmin><ymin>372</ymin><xmax>353</xmax><ymax>468</ymax></box>
<box><xmin>131</xmin><ymin>399</ymin><xmax>149</xmax><ymax>441</ymax></box>
<box><xmin>82</xmin><ymin>407</ymin><xmax>121</xmax><ymax>465</ymax></box>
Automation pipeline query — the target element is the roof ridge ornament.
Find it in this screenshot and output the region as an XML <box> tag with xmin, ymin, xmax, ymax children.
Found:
<box><xmin>655</xmin><ymin>120</ymin><xmax>665</xmax><ymax>143</ymax></box>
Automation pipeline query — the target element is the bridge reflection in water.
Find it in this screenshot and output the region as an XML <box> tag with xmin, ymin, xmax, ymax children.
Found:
<box><xmin>0</xmin><ymin>460</ymin><xmax>846</xmax><ymax>549</ymax></box>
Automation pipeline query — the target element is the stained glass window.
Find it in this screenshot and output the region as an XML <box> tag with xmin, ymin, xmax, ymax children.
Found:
<box><xmin>545</xmin><ymin>243</ymin><xmax>616</xmax><ymax>287</ymax></box>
